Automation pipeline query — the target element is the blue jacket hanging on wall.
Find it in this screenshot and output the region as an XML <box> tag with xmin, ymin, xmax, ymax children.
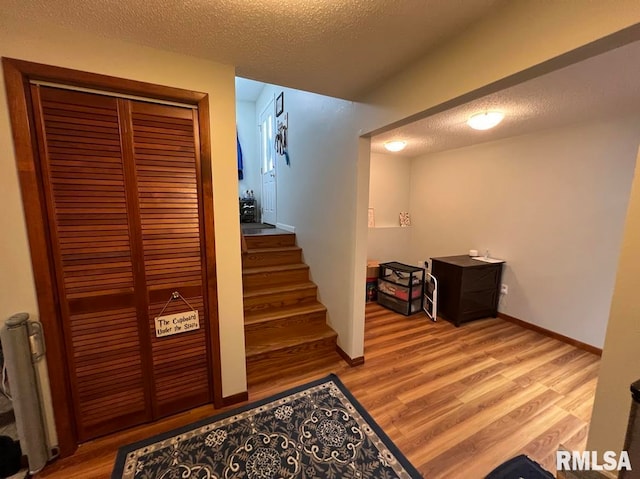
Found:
<box><xmin>237</xmin><ymin>131</ymin><xmax>244</xmax><ymax>180</ymax></box>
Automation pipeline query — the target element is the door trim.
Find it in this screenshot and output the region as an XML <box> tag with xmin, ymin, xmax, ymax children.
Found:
<box><xmin>2</xmin><ymin>57</ymin><xmax>223</xmax><ymax>457</ymax></box>
<box><xmin>259</xmin><ymin>97</ymin><xmax>276</xmax><ymax>225</ymax></box>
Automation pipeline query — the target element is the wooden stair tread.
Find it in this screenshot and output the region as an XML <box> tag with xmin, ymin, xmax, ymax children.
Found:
<box><xmin>243</xmin><ymin>245</ymin><xmax>302</xmax><ymax>269</ymax></box>
<box><xmin>244</xmin><ymin>302</ymin><xmax>327</xmax><ymax>325</ymax></box>
<box><xmin>242</xmin><ymin>231</ymin><xmax>339</xmax><ymax>382</ymax></box>
<box><xmin>243</xmin><ymin>228</ymin><xmax>293</xmax><ymax>236</ymax></box>
<box><xmin>246</xmin><ymin>246</ymin><xmax>300</xmax><ymax>254</ymax></box>
<box><xmin>243</xmin><ymin>281</ymin><xmax>316</xmax><ymax>298</ymax></box>
<box><xmin>243</xmin><ymin>232</ymin><xmax>297</xmax><ymax>250</ymax></box>
<box><xmin>245</xmin><ymin>323</ymin><xmax>337</xmax><ymax>358</ymax></box>
<box><xmin>242</xmin><ymin>263</ymin><xmax>308</xmax><ymax>275</ymax></box>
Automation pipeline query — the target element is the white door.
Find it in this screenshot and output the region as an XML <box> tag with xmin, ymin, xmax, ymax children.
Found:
<box><xmin>260</xmin><ymin>98</ymin><xmax>276</xmax><ymax>225</ymax></box>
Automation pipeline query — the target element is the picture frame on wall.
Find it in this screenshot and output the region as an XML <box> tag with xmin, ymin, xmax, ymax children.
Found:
<box><xmin>275</xmin><ymin>92</ymin><xmax>284</xmax><ymax>117</ymax></box>
<box><xmin>399</xmin><ymin>212</ymin><xmax>411</xmax><ymax>227</ymax></box>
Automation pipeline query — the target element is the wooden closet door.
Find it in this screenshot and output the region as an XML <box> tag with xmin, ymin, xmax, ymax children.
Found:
<box><xmin>32</xmin><ymin>86</ymin><xmax>153</xmax><ymax>440</ymax></box>
<box><xmin>127</xmin><ymin>101</ymin><xmax>212</xmax><ymax>417</ymax></box>
<box><xmin>32</xmin><ymin>86</ymin><xmax>212</xmax><ymax>440</ymax></box>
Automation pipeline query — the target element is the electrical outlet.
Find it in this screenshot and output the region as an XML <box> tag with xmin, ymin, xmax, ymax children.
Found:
<box><xmin>500</xmin><ymin>284</ymin><xmax>508</xmax><ymax>295</ymax></box>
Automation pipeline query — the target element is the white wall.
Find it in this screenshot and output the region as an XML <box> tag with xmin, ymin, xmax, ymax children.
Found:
<box><xmin>367</xmin><ymin>153</ymin><xmax>412</xmax><ymax>264</ymax></box>
<box><xmin>0</xmin><ymin>19</ymin><xmax>247</xmax><ymax>396</ymax></box>
<box><xmin>351</xmin><ymin>1</ymin><xmax>640</xmax><ymax>371</ymax></box>
<box><xmin>236</xmin><ymin>100</ymin><xmax>261</xmax><ymax>211</ymax></box>
<box><xmin>408</xmin><ymin>116</ymin><xmax>640</xmax><ymax>348</ymax></box>
<box><xmin>589</xmin><ymin>146</ymin><xmax>640</xmax><ymax>455</ymax></box>
<box><xmin>254</xmin><ymin>85</ymin><xmax>365</xmax><ymax>357</ymax></box>
<box><xmin>369</xmin><ymin>153</ymin><xmax>412</xmax><ymax>226</ymax></box>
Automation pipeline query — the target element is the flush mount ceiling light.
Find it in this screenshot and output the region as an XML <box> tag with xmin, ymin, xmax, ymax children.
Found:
<box><xmin>384</xmin><ymin>140</ymin><xmax>407</xmax><ymax>152</ymax></box>
<box><xmin>467</xmin><ymin>111</ymin><xmax>505</xmax><ymax>130</ymax></box>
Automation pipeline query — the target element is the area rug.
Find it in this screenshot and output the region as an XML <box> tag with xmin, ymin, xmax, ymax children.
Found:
<box><xmin>112</xmin><ymin>374</ymin><xmax>421</xmax><ymax>479</ymax></box>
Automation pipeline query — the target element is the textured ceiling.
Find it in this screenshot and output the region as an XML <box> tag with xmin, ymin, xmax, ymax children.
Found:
<box><xmin>1</xmin><ymin>0</ymin><xmax>503</xmax><ymax>100</ymax></box>
<box><xmin>371</xmin><ymin>40</ymin><xmax>640</xmax><ymax>158</ymax></box>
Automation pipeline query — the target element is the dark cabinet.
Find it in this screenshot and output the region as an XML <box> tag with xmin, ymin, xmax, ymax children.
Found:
<box><xmin>377</xmin><ymin>262</ymin><xmax>425</xmax><ymax>316</ymax></box>
<box><xmin>431</xmin><ymin>255</ymin><xmax>504</xmax><ymax>326</ymax></box>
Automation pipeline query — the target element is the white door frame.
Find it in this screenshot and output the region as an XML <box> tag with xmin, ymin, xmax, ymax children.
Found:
<box><xmin>259</xmin><ymin>97</ymin><xmax>277</xmax><ymax>225</ymax></box>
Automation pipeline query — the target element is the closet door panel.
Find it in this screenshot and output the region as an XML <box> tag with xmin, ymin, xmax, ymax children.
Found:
<box><xmin>148</xmin><ymin>295</ymin><xmax>209</xmax><ymax>415</ymax></box>
<box><xmin>130</xmin><ymin>102</ymin><xmax>211</xmax><ymax>416</ymax></box>
<box><xmin>34</xmin><ymin>86</ymin><xmax>150</xmax><ymax>440</ymax></box>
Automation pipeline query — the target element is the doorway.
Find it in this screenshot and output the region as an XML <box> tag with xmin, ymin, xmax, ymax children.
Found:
<box><xmin>259</xmin><ymin>97</ymin><xmax>277</xmax><ymax>225</ymax></box>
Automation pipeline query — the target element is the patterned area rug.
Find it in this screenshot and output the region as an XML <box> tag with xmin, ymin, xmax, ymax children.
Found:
<box><xmin>112</xmin><ymin>374</ymin><xmax>421</xmax><ymax>479</ymax></box>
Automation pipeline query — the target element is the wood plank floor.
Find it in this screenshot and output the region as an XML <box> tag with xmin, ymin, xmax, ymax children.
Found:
<box><xmin>37</xmin><ymin>303</ymin><xmax>600</xmax><ymax>478</ymax></box>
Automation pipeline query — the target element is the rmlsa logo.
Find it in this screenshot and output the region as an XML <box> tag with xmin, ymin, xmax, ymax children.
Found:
<box><xmin>556</xmin><ymin>450</ymin><xmax>632</xmax><ymax>471</ymax></box>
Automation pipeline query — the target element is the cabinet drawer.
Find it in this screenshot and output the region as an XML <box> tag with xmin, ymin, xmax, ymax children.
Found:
<box><xmin>460</xmin><ymin>290</ymin><xmax>497</xmax><ymax>318</ymax></box>
<box><xmin>378</xmin><ymin>279</ymin><xmax>421</xmax><ymax>300</ymax></box>
<box><xmin>377</xmin><ymin>293</ymin><xmax>422</xmax><ymax>315</ymax></box>
<box><xmin>461</xmin><ymin>266</ymin><xmax>500</xmax><ymax>292</ymax></box>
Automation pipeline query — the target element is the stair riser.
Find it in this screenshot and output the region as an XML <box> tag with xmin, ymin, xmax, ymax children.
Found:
<box><xmin>243</xmin><ymin>267</ymin><xmax>309</xmax><ymax>289</ymax></box>
<box><xmin>243</xmin><ymin>287</ymin><xmax>317</xmax><ymax>312</ymax></box>
<box><xmin>245</xmin><ymin>310</ymin><xmax>327</xmax><ymax>338</ymax></box>
<box><xmin>243</xmin><ymin>249</ymin><xmax>302</xmax><ymax>268</ymax></box>
<box><xmin>245</xmin><ymin>234</ymin><xmax>296</xmax><ymax>249</ymax></box>
<box><xmin>246</xmin><ymin>336</ymin><xmax>338</xmax><ymax>380</ymax></box>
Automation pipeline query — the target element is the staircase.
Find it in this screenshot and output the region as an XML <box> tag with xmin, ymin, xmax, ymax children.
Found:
<box><xmin>242</xmin><ymin>229</ymin><xmax>339</xmax><ymax>385</ymax></box>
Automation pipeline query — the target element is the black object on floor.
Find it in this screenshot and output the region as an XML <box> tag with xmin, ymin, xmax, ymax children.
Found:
<box><xmin>0</xmin><ymin>435</ymin><xmax>22</xmax><ymax>478</ymax></box>
<box><xmin>485</xmin><ymin>454</ymin><xmax>554</xmax><ymax>479</ymax></box>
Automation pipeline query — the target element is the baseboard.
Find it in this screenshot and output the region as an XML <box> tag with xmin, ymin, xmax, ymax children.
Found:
<box><xmin>336</xmin><ymin>345</ymin><xmax>365</xmax><ymax>367</ymax></box>
<box><xmin>221</xmin><ymin>391</ymin><xmax>249</xmax><ymax>407</ymax></box>
<box><xmin>276</xmin><ymin>222</ymin><xmax>295</xmax><ymax>233</ymax></box>
<box><xmin>497</xmin><ymin>312</ymin><xmax>602</xmax><ymax>356</ymax></box>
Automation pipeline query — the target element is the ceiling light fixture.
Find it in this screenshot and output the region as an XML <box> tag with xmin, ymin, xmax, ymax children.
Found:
<box><xmin>384</xmin><ymin>140</ymin><xmax>407</xmax><ymax>152</ymax></box>
<box><xmin>467</xmin><ymin>111</ymin><xmax>504</xmax><ymax>130</ymax></box>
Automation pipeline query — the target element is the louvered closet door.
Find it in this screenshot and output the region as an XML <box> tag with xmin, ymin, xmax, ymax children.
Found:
<box><xmin>128</xmin><ymin>101</ymin><xmax>211</xmax><ymax>417</ymax></box>
<box><xmin>32</xmin><ymin>86</ymin><xmax>212</xmax><ymax>440</ymax></box>
<box><xmin>32</xmin><ymin>86</ymin><xmax>152</xmax><ymax>440</ymax></box>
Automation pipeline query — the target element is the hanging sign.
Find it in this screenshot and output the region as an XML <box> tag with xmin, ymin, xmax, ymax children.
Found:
<box><xmin>155</xmin><ymin>310</ymin><xmax>200</xmax><ymax>338</ymax></box>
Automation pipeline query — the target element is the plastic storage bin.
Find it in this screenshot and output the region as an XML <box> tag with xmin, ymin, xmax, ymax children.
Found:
<box><xmin>377</xmin><ymin>262</ymin><xmax>425</xmax><ymax>316</ymax></box>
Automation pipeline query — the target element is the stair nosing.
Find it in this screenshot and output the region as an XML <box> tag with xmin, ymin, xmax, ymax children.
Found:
<box><xmin>246</xmin><ymin>246</ymin><xmax>301</xmax><ymax>254</ymax></box>
<box><xmin>242</xmin><ymin>263</ymin><xmax>309</xmax><ymax>275</ymax></box>
<box><xmin>244</xmin><ymin>232</ymin><xmax>294</xmax><ymax>239</ymax></box>
<box><xmin>243</xmin><ymin>229</ymin><xmax>294</xmax><ymax>235</ymax></box>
